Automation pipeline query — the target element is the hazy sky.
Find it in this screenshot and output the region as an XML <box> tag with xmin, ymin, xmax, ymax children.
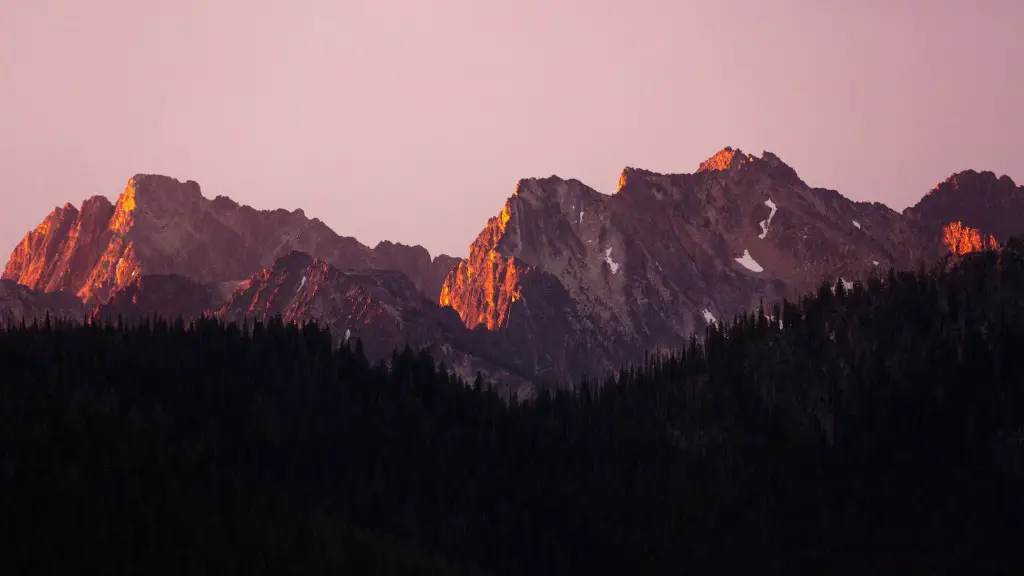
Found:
<box><xmin>1</xmin><ymin>0</ymin><xmax>1021</xmax><ymax>258</ymax></box>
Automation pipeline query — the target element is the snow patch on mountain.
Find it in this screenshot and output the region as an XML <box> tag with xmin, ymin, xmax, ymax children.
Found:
<box><xmin>735</xmin><ymin>249</ymin><xmax>764</xmax><ymax>273</ymax></box>
<box><xmin>852</xmin><ymin>219</ymin><xmax>861</xmax><ymax>229</ymax></box>
<box><xmin>758</xmin><ymin>198</ymin><xmax>778</xmax><ymax>239</ymax></box>
<box><xmin>603</xmin><ymin>247</ymin><xmax>620</xmax><ymax>274</ymax></box>
<box><xmin>702</xmin><ymin>308</ymin><xmax>717</xmax><ymax>324</ymax></box>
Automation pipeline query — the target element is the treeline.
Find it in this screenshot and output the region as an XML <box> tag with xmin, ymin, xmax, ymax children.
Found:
<box><xmin>2</xmin><ymin>246</ymin><xmax>1024</xmax><ymax>574</ymax></box>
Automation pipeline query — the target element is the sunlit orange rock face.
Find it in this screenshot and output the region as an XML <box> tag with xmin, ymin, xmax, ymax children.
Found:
<box><xmin>6</xmin><ymin>149</ymin><xmax>1024</xmax><ymax>393</ymax></box>
<box><xmin>3</xmin><ymin>174</ymin><xmax>460</xmax><ymax>306</ymax></box>
<box><xmin>220</xmin><ymin>251</ymin><xmax>424</xmax><ymax>356</ymax></box>
<box><xmin>905</xmin><ymin>170</ymin><xmax>1024</xmax><ymax>256</ymax></box>
<box><xmin>696</xmin><ymin>146</ymin><xmax>753</xmax><ymax>173</ymax></box>
<box><xmin>2</xmin><ymin>177</ymin><xmax>164</xmax><ymax>303</ymax></box>
<box><xmin>215</xmin><ymin>250</ymin><xmax>529</xmax><ymax>393</ymax></box>
<box><xmin>437</xmin><ymin>147</ymin><xmax>1024</xmax><ymax>387</ymax></box>
<box><xmin>3</xmin><ymin>194</ymin><xmax>120</xmax><ymax>302</ymax></box>
<box><xmin>439</xmin><ymin>202</ymin><xmax>526</xmax><ymax>330</ymax></box>
<box><xmin>942</xmin><ymin>221</ymin><xmax>998</xmax><ymax>255</ymax></box>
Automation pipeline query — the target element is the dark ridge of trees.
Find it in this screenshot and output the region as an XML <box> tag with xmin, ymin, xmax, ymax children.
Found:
<box><xmin>2</xmin><ymin>246</ymin><xmax>1024</xmax><ymax>574</ymax></box>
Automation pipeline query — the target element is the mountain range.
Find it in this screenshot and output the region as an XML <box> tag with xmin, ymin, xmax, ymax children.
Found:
<box><xmin>4</xmin><ymin>147</ymin><xmax>1023</xmax><ymax>396</ymax></box>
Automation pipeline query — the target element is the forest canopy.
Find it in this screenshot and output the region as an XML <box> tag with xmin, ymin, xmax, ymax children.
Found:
<box><xmin>2</xmin><ymin>245</ymin><xmax>1024</xmax><ymax>574</ymax></box>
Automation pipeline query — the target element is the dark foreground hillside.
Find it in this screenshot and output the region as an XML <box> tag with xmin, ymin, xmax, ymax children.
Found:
<box><xmin>3</xmin><ymin>245</ymin><xmax>1024</xmax><ymax>574</ymax></box>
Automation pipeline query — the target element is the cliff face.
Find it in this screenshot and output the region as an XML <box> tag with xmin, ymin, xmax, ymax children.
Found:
<box><xmin>3</xmin><ymin>196</ymin><xmax>117</xmax><ymax>300</ymax></box>
<box><xmin>5</xmin><ymin>150</ymin><xmax>1023</xmax><ymax>391</ymax></box>
<box><xmin>904</xmin><ymin>171</ymin><xmax>1024</xmax><ymax>259</ymax></box>
<box><xmin>216</xmin><ymin>251</ymin><xmax>532</xmax><ymax>397</ymax></box>
<box><xmin>369</xmin><ymin>240</ymin><xmax>460</xmax><ymax>302</ymax></box>
<box><xmin>3</xmin><ymin>175</ymin><xmax>459</xmax><ymax>305</ymax></box>
<box><xmin>439</xmin><ymin>148</ymin><xmax>1024</xmax><ymax>386</ymax></box>
<box><xmin>941</xmin><ymin>222</ymin><xmax>998</xmax><ymax>256</ymax></box>
<box><xmin>906</xmin><ymin>171</ymin><xmax>1024</xmax><ymax>239</ymax></box>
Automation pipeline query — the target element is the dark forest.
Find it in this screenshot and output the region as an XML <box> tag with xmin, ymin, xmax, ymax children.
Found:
<box><xmin>3</xmin><ymin>242</ymin><xmax>1024</xmax><ymax>574</ymax></box>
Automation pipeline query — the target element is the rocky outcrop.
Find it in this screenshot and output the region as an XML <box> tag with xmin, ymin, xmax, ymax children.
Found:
<box><xmin>940</xmin><ymin>221</ymin><xmax>998</xmax><ymax>256</ymax></box>
<box><xmin>904</xmin><ymin>170</ymin><xmax>1024</xmax><ymax>260</ymax></box>
<box><xmin>0</xmin><ymin>280</ymin><xmax>84</xmax><ymax>326</ymax></box>
<box><xmin>3</xmin><ymin>175</ymin><xmax>459</xmax><ymax>305</ymax></box>
<box><xmin>369</xmin><ymin>240</ymin><xmax>461</xmax><ymax>301</ymax></box>
<box><xmin>92</xmin><ymin>274</ymin><xmax>221</xmax><ymax>323</ymax></box>
<box><xmin>440</xmin><ymin>148</ymin><xmax>1024</xmax><ymax>386</ymax></box>
<box><xmin>3</xmin><ymin>196</ymin><xmax>117</xmax><ymax>299</ymax></box>
<box><xmin>217</xmin><ymin>251</ymin><xmax>533</xmax><ymax>397</ymax></box>
<box><xmin>5</xmin><ymin>151</ymin><xmax>1023</xmax><ymax>391</ymax></box>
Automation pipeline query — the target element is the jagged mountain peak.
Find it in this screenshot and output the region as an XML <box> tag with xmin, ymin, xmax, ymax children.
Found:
<box><xmin>905</xmin><ymin>168</ymin><xmax>1024</xmax><ymax>246</ymax></box>
<box><xmin>373</xmin><ymin>239</ymin><xmax>428</xmax><ymax>257</ymax></box>
<box><xmin>272</xmin><ymin>248</ymin><xmax>318</xmax><ymax>269</ymax></box>
<box><xmin>695</xmin><ymin>146</ymin><xmax>803</xmax><ymax>182</ymax></box>
<box><xmin>616</xmin><ymin>166</ymin><xmax>679</xmax><ymax>193</ymax></box>
<box><xmin>81</xmin><ymin>194</ymin><xmax>114</xmax><ymax>211</ymax></box>
<box><xmin>121</xmin><ymin>174</ymin><xmax>203</xmax><ymax>211</ymax></box>
<box><xmin>4</xmin><ymin>174</ymin><xmax>462</xmax><ymax>306</ymax></box>
<box><xmin>7</xmin><ymin>151</ymin><xmax>1024</xmax><ymax>393</ymax></box>
<box><xmin>3</xmin><ymin>193</ymin><xmax>117</xmax><ymax>298</ymax></box>
<box><xmin>616</xmin><ymin>167</ymin><xmax>639</xmax><ymax>192</ymax></box>
<box><xmin>509</xmin><ymin>176</ymin><xmax>602</xmax><ymax>209</ymax></box>
<box><xmin>218</xmin><ymin>249</ymin><xmax>532</xmax><ymax>395</ymax></box>
<box><xmin>128</xmin><ymin>173</ymin><xmax>202</xmax><ymax>197</ymax></box>
<box><xmin>925</xmin><ymin>169</ymin><xmax>1016</xmax><ymax>196</ymax></box>
<box><xmin>697</xmin><ymin>146</ymin><xmax>754</xmax><ymax>172</ymax></box>
<box><xmin>615</xmin><ymin>149</ymin><xmax>804</xmax><ymax>198</ymax></box>
<box><xmin>440</xmin><ymin>145</ymin><xmax>980</xmax><ymax>386</ymax></box>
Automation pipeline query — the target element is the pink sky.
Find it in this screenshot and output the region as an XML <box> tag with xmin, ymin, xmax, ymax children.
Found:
<box><xmin>1</xmin><ymin>0</ymin><xmax>1021</xmax><ymax>258</ymax></box>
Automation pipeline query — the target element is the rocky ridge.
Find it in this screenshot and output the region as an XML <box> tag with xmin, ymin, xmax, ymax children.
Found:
<box><xmin>439</xmin><ymin>147</ymin><xmax>1024</xmax><ymax>386</ymax></box>
<box><xmin>217</xmin><ymin>251</ymin><xmax>533</xmax><ymax>396</ymax></box>
<box><xmin>3</xmin><ymin>174</ymin><xmax>459</xmax><ymax>305</ymax></box>
<box><xmin>4</xmin><ymin>148</ymin><xmax>1023</xmax><ymax>391</ymax></box>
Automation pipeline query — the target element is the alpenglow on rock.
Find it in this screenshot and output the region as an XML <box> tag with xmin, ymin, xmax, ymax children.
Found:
<box><xmin>5</xmin><ymin>149</ymin><xmax>1024</xmax><ymax>391</ymax></box>
<box><xmin>3</xmin><ymin>174</ymin><xmax>460</xmax><ymax>305</ymax></box>
<box><xmin>217</xmin><ymin>250</ymin><xmax>533</xmax><ymax>397</ymax></box>
<box><xmin>438</xmin><ymin>147</ymin><xmax>1024</xmax><ymax>387</ymax></box>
